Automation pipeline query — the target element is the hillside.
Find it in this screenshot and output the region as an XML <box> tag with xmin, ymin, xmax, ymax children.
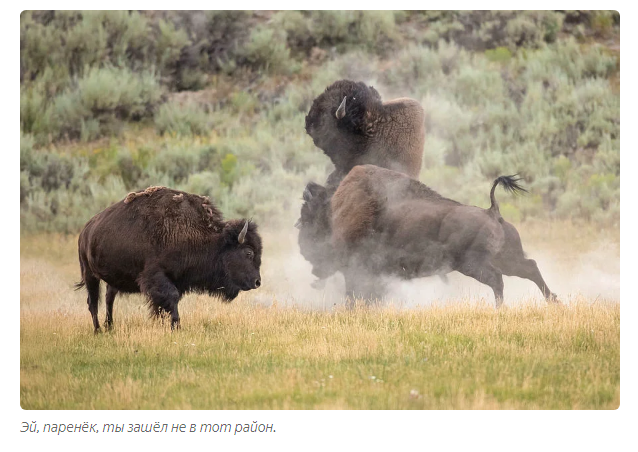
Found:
<box><xmin>20</xmin><ymin>10</ymin><xmax>620</xmax><ymax>232</ymax></box>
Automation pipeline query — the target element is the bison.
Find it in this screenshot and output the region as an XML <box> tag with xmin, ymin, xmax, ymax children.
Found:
<box><xmin>305</xmin><ymin>79</ymin><xmax>425</xmax><ymax>192</ymax></box>
<box><xmin>76</xmin><ymin>186</ymin><xmax>262</xmax><ymax>332</ymax></box>
<box><xmin>299</xmin><ymin>165</ymin><xmax>557</xmax><ymax>307</ymax></box>
<box><xmin>299</xmin><ymin>80</ymin><xmax>426</xmax><ymax>283</ymax></box>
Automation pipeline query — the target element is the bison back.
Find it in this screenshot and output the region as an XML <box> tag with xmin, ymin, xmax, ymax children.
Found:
<box><xmin>123</xmin><ymin>187</ymin><xmax>224</xmax><ymax>245</ymax></box>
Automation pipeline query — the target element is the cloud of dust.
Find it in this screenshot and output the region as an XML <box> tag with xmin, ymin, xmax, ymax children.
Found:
<box><xmin>255</xmin><ymin>234</ymin><xmax>619</xmax><ymax>310</ymax></box>
<box><xmin>383</xmin><ymin>240</ymin><xmax>620</xmax><ymax>308</ymax></box>
<box><xmin>249</xmin><ymin>227</ymin><xmax>346</xmax><ymax>310</ymax></box>
<box><xmin>257</xmin><ymin>72</ymin><xmax>619</xmax><ymax>310</ymax></box>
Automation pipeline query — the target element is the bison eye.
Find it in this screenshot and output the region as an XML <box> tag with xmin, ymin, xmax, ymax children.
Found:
<box><xmin>244</xmin><ymin>249</ymin><xmax>254</xmax><ymax>259</ymax></box>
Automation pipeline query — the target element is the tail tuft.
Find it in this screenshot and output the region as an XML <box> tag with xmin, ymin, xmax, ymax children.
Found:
<box><xmin>495</xmin><ymin>174</ymin><xmax>528</xmax><ymax>196</ymax></box>
<box><xmin>489</xmin><ymin>174</ymin><xmax>528</xmax><ymax>214</ymax></box>
<box><xmin>74</xmin><ymin>281</ymin><xmax>86</xmax><ymax>291</ymax></box>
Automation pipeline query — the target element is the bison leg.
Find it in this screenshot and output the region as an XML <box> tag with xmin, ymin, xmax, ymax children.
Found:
<box><xmin>85</xmin><ymin>276</ymin><xmax>101</xmax><ymax>334</ymax></box>
<box><xmin>500</xmin><ymin>258</ymin><xmax>558</xmax><ymax>303</ymax></box>
<box><xmin>139</xmin><ymin>270</ymin><xmax>182</xmax><ymax>330</ymax></box>
<box><xmin>458</xmin><ymin>260</ymin><xmax>504</xmax><ymax>308</ymax></box>
<box><xmin>104</xmin><ymin>285</ymin><xmax>118</xmax><ymax>331</ymax></box>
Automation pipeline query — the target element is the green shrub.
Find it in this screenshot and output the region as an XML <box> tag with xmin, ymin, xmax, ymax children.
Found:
<box><xmin>183</xmin><ymin>171</ymin><xmax>225</xmax><ymax>200</ymax></box>
<box><xmin>63</xmin><ymin>14</ymin><xmax>108</xmax><ymax>76</ymax></box>
<box><xmin>485</xmin><ymin>47</ymin><xmax>512</xmax><ymax>63</ymax></box>
<box><xmin>384</xmin><ymin>45</ymin><xmax>444</xmax><ymax>94</ymax></box>
<box><xmin>220</xmin><ymin>153</ymin><xmax>238</xmax><ymax>186</ymax></box>
<box><xmin>20</xmin><ymin>133</ymin><xmax>36</xmax><ymax>171</ymax></box>
<box><xmin>148</xmin><ymin>145</ymin><xmax>199</xmax><ymax>184</ymax></box>
<box><xmin>242</xmin><ymin>25</ymin><xmax>297</xmax><ymax>75</ymax></box>
<box><xmin>51</xmin><ymin>66</ymin><xmax>163</xmax><ymax>140</ymax></box>
<box><xmin>40</xmin><ymin>153</ymin><xmax>75</xmax><ymax>192</ymax></box>
<box><xmin>20</xmin><ymin>83</ymin><xmax>55</xmax><ymax>139</ymax></box>
<box><xmin>19</xmin><ymin>12</ymin><xmax>620</xmax><ymax>232</ymax></box>
<box><xmin>154</xmin><ymin>101</ymin><xmax>211</xmax><ymax>136</ymax></box>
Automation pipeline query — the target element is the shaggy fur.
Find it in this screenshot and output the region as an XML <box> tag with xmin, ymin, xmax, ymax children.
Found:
<box><xmin>299</xmin><ymin>80</ymin><xmax>426</xmax><ymax>283</ymax></box>
<box><xmin>305</xmin><ymin>80</ymin><xmax>425</xmax><ymax>191</ymax></box>
<box><xmin>321</xmin><ymin>165</ymin><xmax>557</xmax><ymax>307</ymax></box>
<box><xmin>76</xmin><ymin>187</ymin><xmax>262</xmax><ymax>332</ymax></box>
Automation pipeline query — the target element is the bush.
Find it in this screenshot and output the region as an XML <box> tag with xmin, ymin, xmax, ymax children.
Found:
<box><xmin>40</xmin><ymin>154</ymin><xmax>75</xmax><ymax>192</ymax></box>
<box><xmin>51</xmin><ymin>66</ymin><xmax>163</xmax><ymax>140</ymax></box>
<box><xmin>242</xmin><ymin>25</ymin><xmax>297</xmax><ymax>75</ymax></box>
<box><xmin>183</xmin><ymin>171</ymin><xmax>225</xmax><ymax>201</ymax></box>
<box><xmin>19</xmin><ymin>12</ymin><xmax>619</xmax><ymax>232</ymax></box>
<box><xmin>154</xmin><ymin>101</ymin><xmax>211</xmax><ymax>136</ymax></box>
<box><xmin>148</xmin><ymin>144</ymin><xmax>199</xmax><ymax>184</ymax></box>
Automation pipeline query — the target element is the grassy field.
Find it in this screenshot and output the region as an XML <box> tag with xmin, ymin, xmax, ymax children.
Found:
<box><xmin>19</xmin><ymin>10</ymin><xmax>620</xmax><ymax>412</ymax></box>
<box><xmin>20</xmin><ymin>223</ymin><xmax>619</xmax><ymax>410</ymax></box>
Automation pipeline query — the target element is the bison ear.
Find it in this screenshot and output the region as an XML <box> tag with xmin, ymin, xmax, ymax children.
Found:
<box><xmin>335</xmin><ymin>96</ymin><xmax>347</xmax><ymax>119</ymax></box>
<box><xmin>238</xmin><ymin>220</ymin><xmax>249</xmax><ymax>244</ymax></box>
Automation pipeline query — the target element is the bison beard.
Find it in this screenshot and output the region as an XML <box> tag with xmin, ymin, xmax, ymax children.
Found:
<box><xmin>300</xmin><ymin>165</ymin><xmax>558</xmax><ymax>307</ymax></box>
<box><xmin>75</xmin><ymin>186</ymin><xmax>262</xmax><ymax>332</ymax></box>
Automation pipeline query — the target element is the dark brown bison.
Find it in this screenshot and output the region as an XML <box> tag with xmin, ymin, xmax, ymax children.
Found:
<box><xmin>299</xmin><ymin>80</ymin><xmax>426</xmax><ymax>282</ymax></box>
<box><xmin>301</xmin><ymin>165</ymin><xmax>557</xmax><ymax>307</ymax></box>
<box><xmin>305</xmin><ymin>80</ymin><xmax>425</xmax><ymax>191</ymax></box>
<box><xmin>76</xmin><ymin>186</ymin><xmax>262</xmax><ymax>332</ymax></box>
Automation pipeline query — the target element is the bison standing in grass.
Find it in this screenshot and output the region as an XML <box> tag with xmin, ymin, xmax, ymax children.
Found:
<box><xmin>76</xmin><ymin>186</ymin><xmax>262</xmax><ymax>332</ymax></box>
<box><xmin>303</xmin><ymin>165</ymin><xmax>557</xmax><ymax>307</ymax></box>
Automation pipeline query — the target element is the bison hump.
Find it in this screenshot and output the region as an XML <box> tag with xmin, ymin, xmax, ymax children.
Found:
<box><xmin>124</xmin><ymin>186</ymin><xmax>224</xmax><ymax>244</ymax></box>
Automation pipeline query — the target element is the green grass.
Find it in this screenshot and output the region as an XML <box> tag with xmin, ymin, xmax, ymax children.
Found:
<box><xmin>19</xmin><ymin>300</ymin><xmax>620</xmax><ymax>410</ymax></box>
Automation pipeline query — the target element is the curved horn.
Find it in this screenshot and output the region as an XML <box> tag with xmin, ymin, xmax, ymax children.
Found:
<box><xmin>238</xmin><ymin>221</ymin><xmax>249</xmax><ymax>244</ymax></box>
<box><xmin>336</xmin><ymin>96</ymin><xmax>347</xmax><ymax>119</ymax></box>
<box><xmin>303</xmin><ymin>186</ymin><xmax>313</xmax><ymax>202</ymax></box>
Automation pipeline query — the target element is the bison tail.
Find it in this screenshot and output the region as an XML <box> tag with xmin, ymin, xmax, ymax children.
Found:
<box><xmin>489</xmin><ymin>174</ymin><xmax>528</xmax><ymax>215</ymax></box>
<box><xmin>73</xmin><ymin>280</ymin><xmax>86</xmax><ymax>291</ymax></box>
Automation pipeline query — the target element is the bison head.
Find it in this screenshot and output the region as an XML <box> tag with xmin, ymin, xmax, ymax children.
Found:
<box><xmin>216</xmin><ymin>220</ymin><xmax>262</xmax><ymax>300</ymax></box>
<box><xmin>296</xmin><ymin>182</ymin><xmax>336</xmax><ymax>280</ymax></box>
<box><xmin>305</xmin><ymin>80</ymin><xmax>382</xmax><ymax>172</ymax></box>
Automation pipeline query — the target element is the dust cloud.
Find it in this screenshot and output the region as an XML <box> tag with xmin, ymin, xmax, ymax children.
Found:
<box><xmin>253</xmin><ymin>229</ymin><xmax>619</xmax><ymax>310</ymax></box>
<box><xmin>254</xmin><ymin>75</ymin><xmax>619</xmax><ymax>310</ymax></box>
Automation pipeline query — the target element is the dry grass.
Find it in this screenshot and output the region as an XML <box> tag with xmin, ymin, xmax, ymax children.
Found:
<box><xmin>20</xmin><ymin>222</ymin><xmax>619</xmax><ymax>409</ymax></box>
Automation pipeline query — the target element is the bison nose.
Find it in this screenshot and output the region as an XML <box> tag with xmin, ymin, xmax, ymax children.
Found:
<box><xmin>254</xmin><ymin>279</ymin><xmax>261</xmax><ymax>289</ymax></box>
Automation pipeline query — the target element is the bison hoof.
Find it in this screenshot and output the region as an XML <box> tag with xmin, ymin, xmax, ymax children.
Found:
<box><xmin>548</xmin><ymin>294</ymin><xmax>561</xmax><ymax>304</ymax></box>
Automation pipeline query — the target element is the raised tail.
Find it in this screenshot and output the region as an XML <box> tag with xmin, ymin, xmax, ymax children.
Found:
<box><xmin>489</xmin><ymin>174</ymin><xmax>528</xmax><ymax>216</ymax></box>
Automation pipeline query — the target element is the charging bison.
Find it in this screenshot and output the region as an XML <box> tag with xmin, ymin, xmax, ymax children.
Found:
<box><xmin>304</xmin><ymin>79</ymin><xmax>425</xmax><ymax>192</ymax></box>
<box><xmin>300</xmin><ymin>165</ymin><xmax>557</xmax><ymax>307</ymax></box>
<box><xmin>299</xmin><ymin>80</ymin><xmax>426</xmax><ymax>284</ymax></box>
<box><xmin>76</xmin><ymin>186</ymin><xmax>262</xmax><ymax>332</ymax></box>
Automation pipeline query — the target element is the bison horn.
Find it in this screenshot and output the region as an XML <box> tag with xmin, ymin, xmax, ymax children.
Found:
<box><xmin>303</xmin><ymin>186</ymin><xmax>313</xmax><ymax>202</ymax></box>
<box><xmin>336</xmin><ymin>96</ymin><xmax>347</xmax><ymax>119</ymax></box>
<box><xmin>238</xmin><ymin>221</ymin><xmax>249</xmax><ymax>244</ymax></box>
